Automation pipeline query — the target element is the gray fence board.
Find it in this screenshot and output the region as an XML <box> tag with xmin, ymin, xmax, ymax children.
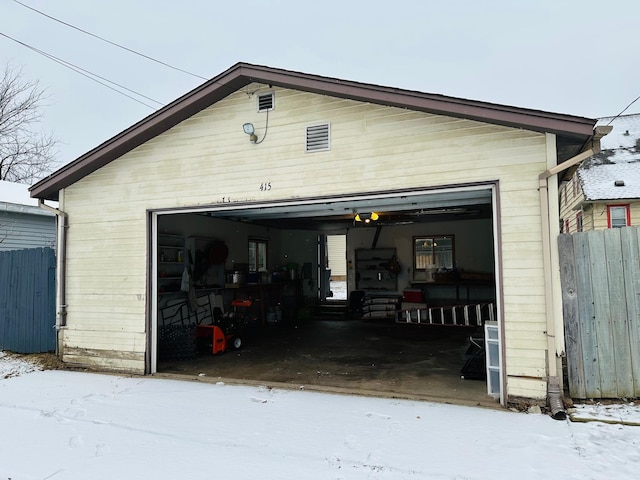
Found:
<box><xmin>561</xmin><ymin>227</ymin><xmax>640</xmax><ymax>399</ymax></box>
<box><xmin>622</xmin><ymin>228</ymin><xmax>640</xmax><ymax>393</ymax></box>
<box><xmin>574</xmin><ymin>232</ymin><xmax>601</xmax><ymax>397</ymax></box>
<box><xmin>559</xmin><ymin>234</ymin><xmax>586</xmax><ymax>398</ymax></box>
<box><xmin>605</xmin><ymin>228</ymin><xmax>634</xmax><ymax>397</ymax></box>
<box><xmin>0</xmin><ymin>247</ymin><xmax>55</xmax><ymax>353</ymax></box>
<box><xmin>589</xmin><ymin>231</ymin><xmax>618</xmax><ymax>396</ymax></box>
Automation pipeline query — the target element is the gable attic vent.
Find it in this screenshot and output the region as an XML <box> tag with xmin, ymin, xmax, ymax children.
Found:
<box><xmin>306</xmin><ymin>123</ymin><xmax>330</xmax><ymax>152</ymax></box>
<box><xmin>257</xmin><ymin>92</ymin><xmax>274</xmax><ymax>112</ymax></box>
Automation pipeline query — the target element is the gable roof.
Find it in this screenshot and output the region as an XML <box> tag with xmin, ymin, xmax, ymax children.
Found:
<box><xmin>578</xmin><ymin>114</ymin><xmax>640</xmax><ymax>201</ymax></box>
<box><xmin>30</xmin><ymin>62</ymin><xmax>598</xmax><ymax>201</ymax></box>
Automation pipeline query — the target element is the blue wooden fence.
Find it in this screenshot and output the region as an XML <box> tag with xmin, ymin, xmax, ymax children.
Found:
<box><xmin>0</xmin><ymin>247</ymin><xmax>56</xmax><ymax>353</ymax></box>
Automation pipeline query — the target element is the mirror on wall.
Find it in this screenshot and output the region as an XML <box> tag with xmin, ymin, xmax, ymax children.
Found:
<box><xmin>413</xmin><ymin>235</ymin><xmax>454</xmax><ymax>281</ymax></box>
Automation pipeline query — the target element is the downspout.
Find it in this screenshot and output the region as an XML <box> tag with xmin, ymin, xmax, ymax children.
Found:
<box><xmin>538</xmin><ymin>125</ymin><xmax>611</xmax><ymax>419</ymax></box>
<box><xmin>38</xmin><ymin>199</ymin><xmax>68</xmax><ymax>357</ymax></box>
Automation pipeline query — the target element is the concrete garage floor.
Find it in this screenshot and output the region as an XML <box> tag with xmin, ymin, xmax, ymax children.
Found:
<box><xmin>157</xmin><ymin>318</ymin><xmax>500</xmax><ymax>409</ymax></box>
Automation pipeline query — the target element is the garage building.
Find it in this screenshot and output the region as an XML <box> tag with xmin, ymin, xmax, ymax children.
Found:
<box><xmin>30</xmin><ymin>62</ymin><xmax>605</xmax><ymax>407</ymax></box>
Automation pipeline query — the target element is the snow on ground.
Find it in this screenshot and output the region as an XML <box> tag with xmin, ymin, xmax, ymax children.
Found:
<box><xmin>0</xmin><ymin>350</ymin><xmax>41</xmax><ymax>379</ymax></box>
<box><xmin>571</xmin><ymin>402</ymin><xmax>640</xmax><ymax>426</ymax></box>
<box><xmin>2</xmin><ymin>353</ymin><xmax>640</xmax><ymax>480</ymax></box>
<box><xmin>330</xmin><ymin>280</ymin><xmax>347</xmax><ymax>300</ymax></box>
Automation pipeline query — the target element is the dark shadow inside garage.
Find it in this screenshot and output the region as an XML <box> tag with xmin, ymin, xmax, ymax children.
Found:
<box><xmin>157</xmin><ymin>314</ymin><xmax>499</xmax><ymax>408</ymax></box>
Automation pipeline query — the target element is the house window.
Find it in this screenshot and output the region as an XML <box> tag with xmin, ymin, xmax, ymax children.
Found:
<box><xmin>607</xmin><ymin>205</ymin><xmax>630</xmax><ymax>228</ymax></box>
<box><xmin>413</xmin><ymin>235</ymin><xmax>454</xmax><ymax>280</ymax></box>
<box><xmin>565</xmin><ymin>219</ymin><xmax>570</xmax><ymax>234</ymax></box>
<box><xmin>576</xmin><ymin>212</ymin><xmax>583</xmax><ymax>232</ymax></box>
<box><xmin>248</xmin><ymin>239</ymin><xmax>268</xmax><ymax>272</ymax></box>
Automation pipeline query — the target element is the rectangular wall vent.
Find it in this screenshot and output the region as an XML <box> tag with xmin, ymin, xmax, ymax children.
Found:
<box><xmin>306</xmin><ymin>123</ymin><xmax>330</xmax><ymax>152</ymax></box>
<box><xmin>257</xmin><ymin>92</ymin><xmax>274</xmax><ymax>112</ymax></box>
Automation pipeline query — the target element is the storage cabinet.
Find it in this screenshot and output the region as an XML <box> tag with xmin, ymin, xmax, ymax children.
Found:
<box><xmin>355</xmin><ymin>248</ymin><xmax>397</xmax><ymax>292</ymax></box>
<box><xmin>158</xmin><ymin>234</ymin><xmax>186</xmax><ymax>295</ymax></box>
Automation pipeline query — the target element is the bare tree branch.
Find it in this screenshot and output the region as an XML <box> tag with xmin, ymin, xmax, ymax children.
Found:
<box><xmin>0</xmin><ymin>63</ymin><xmax>58</xmax><ymax>184</ymax></box>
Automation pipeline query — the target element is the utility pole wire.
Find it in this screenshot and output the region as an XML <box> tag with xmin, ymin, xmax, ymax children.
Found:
<box><xmin>12</xmin><ymin>0</ymin><xmax>208</xmax><ymax>81</ymax></box>
<box><xmin>606</xmin><ymin>95</ymin><xmax>640</xmax><ymax>125</ymax></box>
<box><xmin>0</xmin><ymin>32</ymin><xmax>161</xmax><ymax>109</ymax></box>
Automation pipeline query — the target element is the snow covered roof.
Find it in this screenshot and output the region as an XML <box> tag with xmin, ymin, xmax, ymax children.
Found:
<box><xmin>0</xmin><ymin>180</ymin><xmax>55</xmax><ymax>216</ymax></box>
<box><xmin>0</xmin><ymin>180</ymin><xmax>37</xmax><ymax>205</ymax></box>
<box><xmin>578</xmin><ymin>114</ymin><xmax>640</xmax><ymax>201</ymax></box>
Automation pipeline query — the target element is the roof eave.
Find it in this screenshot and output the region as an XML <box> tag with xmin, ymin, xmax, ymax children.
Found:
<box><xmin>30</xmin><ymin>62</ymin><xmax>597</xmax><ymax>201</ymax></box>
<box><xmin>242</xmin><ymin>64</ymin><xmax>595</xmax><ymax>138</ymax></box>
<box><xmin>30</xmin><ymin>64</ymin><xmax>253</xmax><ymax>201</ymax></box>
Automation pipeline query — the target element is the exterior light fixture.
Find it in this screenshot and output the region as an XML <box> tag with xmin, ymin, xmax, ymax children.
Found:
<box><xmin>355</xmin><ymin>212</ymin><xmax>379</xmax><ymax>223</ymax></box>
<box><xmin>242</xmin><ymin>123</ymin><xmax>258</xmax><ymax>143</ymax></box>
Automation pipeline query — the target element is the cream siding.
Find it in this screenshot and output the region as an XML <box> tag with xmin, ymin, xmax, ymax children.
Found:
<box><xmin>559</xmin><ymin>175</ymin><xmax>585</xmax><ymax>233</ymax></box>
<box><xmin>591</xmin><ymin>202</ymin><xmax>611</xmax><ymax>230</ymax></box>
<box><xmin>559</xmin><ymin>171</ymin><xmax>640</xmax><ymax>232</ymax></box>
<box><xmin>627</xmin><ymin>203</ymin><xmax>640</xmax><ymax>226</ymax></box>
<box><xmin>506</xmin><ymin>377</ymin><xmax>548</xmax><ymax>400</ymax></box>
<box><xmin>62</xmin><ymin>84</ymin><xmax>552</xmax><ymax>398</ymax></box>
<box><xmin>587</xmin><ymin>201</ymin><xmax>640</xmax><ymax>230</ymax></box>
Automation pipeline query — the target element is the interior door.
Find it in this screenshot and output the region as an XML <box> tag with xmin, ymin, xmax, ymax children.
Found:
<box><xmin>326</xmin><ymin>234</ymin><xmax>347</xmax><ymax>300</ymax></box>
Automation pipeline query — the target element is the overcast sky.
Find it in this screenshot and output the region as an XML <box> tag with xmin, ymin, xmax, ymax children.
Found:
<box><xmin>2</xmin><ymin>0</ymin><xmax>639</xmax><ymax>175</ymax></box>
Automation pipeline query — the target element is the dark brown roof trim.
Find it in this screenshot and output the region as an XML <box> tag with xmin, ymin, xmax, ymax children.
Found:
<box><xmin>31</xmin><ymin>62</ymin><xmax>596</xmax><ymax>201</ymax></box>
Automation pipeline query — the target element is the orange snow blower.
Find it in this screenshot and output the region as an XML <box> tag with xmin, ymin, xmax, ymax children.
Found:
<box><xmin>196</xmin><ymin>299</ymin><xmax>250</xmax><ymax>354</ymax></box>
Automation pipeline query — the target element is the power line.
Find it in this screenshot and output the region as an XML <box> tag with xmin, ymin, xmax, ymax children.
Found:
<box><xmin>12</xmin><ymin>0</ymin><xmax>208</xmax><ymax>81</ymax></box>
<box><xmin>0</xmin><ymin>31</ymin><xmax>161</xmax><ymax>109</ymax></box>
<box><xmin>10</xmin><ymin>2</ymin><xmax>252</xmax><ymax>107</ymax></box>
<box><xmin>606</xmin><ymin>95</ymin><xmax>640</xmax><ymax>125</ymax></box>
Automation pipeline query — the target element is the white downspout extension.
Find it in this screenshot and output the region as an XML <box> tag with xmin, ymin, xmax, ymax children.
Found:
<box><xmin>38</xmin><ymin>198</ymin><xmax>68</xmax><ymax>357</ymax></box>
<box><xmin>539</xmin><ymin>126</ymin><xmax>610</xmax><ymax>414</ymax></box>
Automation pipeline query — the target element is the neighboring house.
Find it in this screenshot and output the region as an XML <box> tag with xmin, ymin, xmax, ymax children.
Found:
<box><xmin>560</xmin><ymin>113</ymin><xmax>640</xmax><ymax>232</ymax></box>
<box><xmin>30</xmin><ymin>62</ymin><xmax>606</xmax><ymax>406</ymax></box>
<box><xmin>0</xmin><ymin>180</ymin><xmax>56</xmax><ymax>250</ymax></box>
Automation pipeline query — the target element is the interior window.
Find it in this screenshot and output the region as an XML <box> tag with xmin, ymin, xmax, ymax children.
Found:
<box><xmin>248</xmin><ymin>239</ymin><xmax>268</xmax><ymax>272</ymax></box>
<box><xmin>413</xmin><ymin>236</ymin><xmax>454</xmax><ymax>280</ymax></box>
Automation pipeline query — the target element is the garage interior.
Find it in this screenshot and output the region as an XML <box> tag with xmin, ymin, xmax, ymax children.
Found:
<box><xmin>153</xmin><ymin>186</ymin><xmax>501</xmax><ymax>407</ymax></box>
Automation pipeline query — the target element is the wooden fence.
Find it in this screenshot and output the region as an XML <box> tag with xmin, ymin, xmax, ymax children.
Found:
<box><xmin>559</xmin><ymin>227</ymin><xmax>640</xmax><ymax>399</ymax></box>
<box><xmin>0</xmin><ymin>247</ymin><xmax>56</xmax><ymax>353</ymax></box>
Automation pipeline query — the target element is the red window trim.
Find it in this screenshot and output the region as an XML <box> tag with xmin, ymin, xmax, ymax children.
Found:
<box><xmin>607</xmin><ymin>204</ymin><xmax>631</xmax><ymax>228</ymax></box>
<box><xmin>576</xmin><ymin>211</ymin><xmax>583</xmax><ymax>232</ymax></box>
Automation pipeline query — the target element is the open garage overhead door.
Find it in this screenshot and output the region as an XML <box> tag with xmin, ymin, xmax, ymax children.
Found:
<box><xmin>155</xmin><ymin>183</ymin><xmax>495</xmax><ymax>231</ymax></box>
<box><xmin>151</xmin><ymin>183</ymin><xmax>502</xmax><ymax>405</ymax></box>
